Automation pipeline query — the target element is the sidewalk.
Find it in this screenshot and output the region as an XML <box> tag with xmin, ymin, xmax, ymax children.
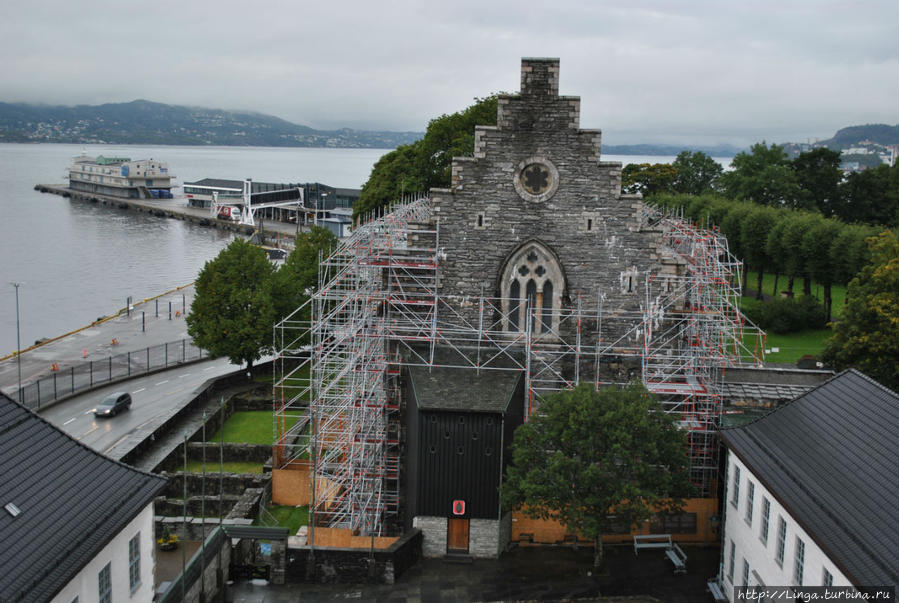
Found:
<box><xmin>223</xmin><ymin>544</ymin><xmax>720</xmax><ymax>602</ymax></box>
<box><xmin>0</xmin><ymin>284</ymin><xmax>196</xmax><ymax>395</ymax></box>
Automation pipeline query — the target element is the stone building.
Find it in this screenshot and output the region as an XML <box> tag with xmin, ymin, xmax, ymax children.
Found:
<box><xmin>274</xmin><ymin>57</ymin><xmax>756</xmax><ymax>560</ymax></box>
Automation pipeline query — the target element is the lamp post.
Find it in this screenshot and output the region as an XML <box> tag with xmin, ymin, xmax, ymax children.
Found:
<box><xmin>11</xmin><ymin>282</ymin><xmax>22</xmax><ymax>403</ymax></box>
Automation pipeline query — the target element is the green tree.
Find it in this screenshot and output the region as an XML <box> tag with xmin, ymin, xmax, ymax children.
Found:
<box><xmin>672</xmin><ymin>150</ymin><xmax>723</xmax><ymax>195</ymax></box>
<box><xmin>801</xmin><ymin>216</ymin><xmax>842</xmax><ymax>321</ymax></box>
<box><xmin>790</xmin><ymin>148</ymin><xmax>842</xmax><ymax>215</ymax></box>
<box><xmin>355</xmin><ymin>96</ymin><xmax>499</xmax><ymax>219</ymax></box>
<box><xmin>186</xmin><ymin>239</ymin><xmax>276</xmax><ymax>373</ymax></box>
<box><xmin>719</xmin><ymin>203</ymin><xmax>755</xmax><ymax>292</ymax></box>
<box><xmin>740</xmin><ymin>205</ymin><xmax>780</xmax><ymax>299</ymax></box>
<box><xmin>823</xmin><ymin>230</ymin><xmax>899</xmax><ymax>390</ymax></box>
<box><xmin>501</xmin><ymin>383</ymin><xmax>693</xmax><ymax>568</ymax></box>
<box><xmin>722</xmin><ymin>142</ymin><xmax>800</xmax><ymax>207</ymax></box>
<box><xmin>621</xmin><ymin>162</ymin><xmax>678</xmax><ymax>196</ymax></box>
<box><xmin>838</xmin><ymin>164</ymin><xmax>899</xmax><ymax>227</ymax></box>
<box><xmin>271</xmin><ymin>226</ymin><xmax>338</xmax><ymax>323</ymax></box>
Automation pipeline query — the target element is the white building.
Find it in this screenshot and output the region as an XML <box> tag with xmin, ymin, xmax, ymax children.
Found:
<box><xmin>717</xmin><ymin>370</ymin><xmax>898</xmax><ymax>599</ymax></box>
<box><xmin>0</xmin><ymin>393</ymin><xmax>166</xmax><ymax>602</ymax></box>
<box><xmin>69</xmin><ymin>154</ymin><xmax>175</xmax><ymax>199</ymax></box>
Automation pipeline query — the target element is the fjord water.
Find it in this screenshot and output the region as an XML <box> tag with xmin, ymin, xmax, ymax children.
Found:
<box><xmin>0</xmin><ymin>143</ymin><xmax>389</xmax><ymax>353</ymax></box>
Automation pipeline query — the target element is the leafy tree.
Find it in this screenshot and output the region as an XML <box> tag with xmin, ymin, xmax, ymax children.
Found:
<box><xmin>186</xmin><ymin>239</ymin><xmax>276</xmax><ymax>373</ymax></box>
<box><xmin>801</xmin><ymin>215</ymin><xmax>842</xmax><ymax>321</ymax></box>
<box><xmin>838</xmin><ymin>164</ymin><xmax>899</xmax><ymax>227</ymax></box>
<box><xmin>790</xmin><ymin>148</ymin><xmax>842</xmax><ymax>215</ymax></box>
<box><xmin>355</xmin><ymin>96</ymin><xmax>499</xmax><ymax>219</ymax></box>
<box><xmin>621</xmin><ymin>162</ymin><xmax>678</xmax><ymax>196</ymax></box>
<box><xmin>271</xmin><ymin>226</ymin><xmax>338</xmax><ymax>323</ymax></box>
<box><xmin>719</xmin><ymin>203</ymin><xmax>755</xmax><ymax>292</ymax></box>
<box><xmin>823</xmin><ymin>230</ymin><xmax>899</xmax><ymax>390</ymax></box>
<box><xmin>740</xmin><ymin>205</ymin><xmax>780</xmax><ymax>299</ymax></box>
<box><xmin>722</xmin><ymin>142</ymin><xmax>800</xmax><ymax>207</ymax></box>
<box><xmin>672</xmin><ymin>150</ymin><xmax>724</xmax><ymax>195</ymax></box>
<box><xmin>501</xmin><ymin>383</ymin><xmax>693</xmax><ymax>568</ymax></box>
<box><xmin>780</xmin><ymin>212</ymin><xmax>820</xmax><ymax>296</ymax></box>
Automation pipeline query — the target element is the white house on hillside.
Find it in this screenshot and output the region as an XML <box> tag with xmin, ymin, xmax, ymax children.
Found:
<box><xmin>716</xmin><ymin>370</ymin><xmax>898</xmax><ymax>599</ymax></box>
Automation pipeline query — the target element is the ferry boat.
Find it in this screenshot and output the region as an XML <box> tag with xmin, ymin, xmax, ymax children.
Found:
<box><xmin>68</xmin><ymin>154</ymin><xmax>175</xmax><ymax>199</ymax></box>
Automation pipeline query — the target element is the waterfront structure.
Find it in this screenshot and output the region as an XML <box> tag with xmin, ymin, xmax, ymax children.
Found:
<box><xmin>273</xmin><ymin>58</ymin><xmax>764</xmax><ymax>557</ymax></box>
<box><xmin>0</xmin><ymin>392</ymin><xmax>166</xmax><ymax>602</ymax></box>
<box><xmin>69</xmin><ymin>154</ymin><xmax>174</xmax><ymax>199</ymax></box>
<box><xmin>717</xmin><ymin>370</ymin><xmax>899</xmax><ymax>597</ymax></box>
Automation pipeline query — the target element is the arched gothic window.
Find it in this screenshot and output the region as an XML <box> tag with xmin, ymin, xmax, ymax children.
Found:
<box><xmin>500</xmin><ymin>242</ymin><xmax>564</xmax><ymax>335</ymax></box>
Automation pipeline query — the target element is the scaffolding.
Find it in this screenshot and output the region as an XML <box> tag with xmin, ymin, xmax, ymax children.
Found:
<box><xmin>274</xmin><ymin>199</ymin><xmax>763</xmax><ymax>535</ymax></box>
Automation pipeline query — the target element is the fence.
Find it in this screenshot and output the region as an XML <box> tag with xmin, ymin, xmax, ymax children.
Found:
<box><xmin>15</xmin><ymin>338</ymin><xmax>208</xmax><ymax>410</ymax></box>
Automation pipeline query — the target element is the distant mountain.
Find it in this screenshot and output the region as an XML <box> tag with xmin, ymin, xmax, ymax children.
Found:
<box><xmin>0</xmin><ymin>100</ymin><xmax>423</xmax><ymax>148</ymax></box>
<box><xmin>816</xmin><ymin>124</ymin><xmax>899</xmax><ymax>149</ymax></box>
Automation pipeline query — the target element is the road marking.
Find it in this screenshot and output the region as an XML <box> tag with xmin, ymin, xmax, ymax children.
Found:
<box><xmin>203</xmin><ymin>367</ymin><xmax>215</xmax><ymax>371</ymax></box>
<box><xmin>104</xmin><ymin>435</ymin><xmax>129</xmax><ymax>454</ymax></box>
<box><xmin>133</xmin><ymin>387</ymin><xmax>146</xmax><ymax>393</ymax></box>
<box><xmin>84</xmin><ymin>410</ymin><xmax>93</xmax><ymax>415</ymax></box>
<box><xmin>64</xmin><ymin>417</ymin><xmax>77</xmax><ymax>426</ymax></box>
<box><xmin>179</xmin><ymin>374</ymin><xmax>192</xmax><ymax>379</ymax></box>
<box><xmin>78</xmin><ymin>425</ymin><xmax>99</xmax><ymax>440</ymax></box>
<box><xmin>156</xmin><ymin>380</ymin><xmax>169</xmax><ymax>385</ymax></box>
<box><xmin>164</xmin><ymin>387</ymin><xmax>186</xmax><ymax>396</ymax></box>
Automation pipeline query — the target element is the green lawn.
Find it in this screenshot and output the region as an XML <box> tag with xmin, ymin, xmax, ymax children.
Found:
<box><xmin>743</xmin><ymin>271</ymin><xmax>847</xmax><ymax>318</ymax></box>
<box><xmin>210</xmin><ymin>411</ymin><xmax>302</xmax><ymax>445</ymax></box>
<box><xmin>742</xmin><ymin>328</ymin><xmax>833</xmax><ymax>364</ymax></box>
<box><xmin>179</xmin><ymin>460</ymin><xmax>264</xmax><ymax>474</ymax></box>
<box><xmin>258</xmin><ymin>504</ymin><xmax>308</xmax><ymax>534</ymax></box>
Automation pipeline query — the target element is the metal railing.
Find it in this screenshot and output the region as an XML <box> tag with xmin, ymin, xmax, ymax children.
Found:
<box><xmin>12</xmin><ymin>338</ymin><xmax>208</xmax><ymax>411</ymax></box>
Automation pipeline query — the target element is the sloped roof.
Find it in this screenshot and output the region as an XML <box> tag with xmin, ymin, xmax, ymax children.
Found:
<box><xmin>719</xmin><ymin>370</ymin><xmax>899</xmax><ymax>589</ymax></box>
<box><xmin>0</xmin><ymin>393</ymin><xmax>167</xmax><ymax>602</ymax></box>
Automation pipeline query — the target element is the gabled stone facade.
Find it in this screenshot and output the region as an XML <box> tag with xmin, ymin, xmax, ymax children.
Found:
<box><xmin>430</xmin><ymin>58</ymin><xmax>676</xmax><ymax>347</ymax></box>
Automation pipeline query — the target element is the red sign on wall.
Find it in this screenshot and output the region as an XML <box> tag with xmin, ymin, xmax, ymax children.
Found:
<box><xmin>452</xmin><ymin>500</ymin><xmax>466</xmax><ymax>516</ymax></box>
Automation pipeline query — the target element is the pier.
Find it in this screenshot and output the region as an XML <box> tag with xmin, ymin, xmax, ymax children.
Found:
<box><xmin>35</xmin><ymin>184</ymin><xmax>304</xmax><ymax>244</ymax></box>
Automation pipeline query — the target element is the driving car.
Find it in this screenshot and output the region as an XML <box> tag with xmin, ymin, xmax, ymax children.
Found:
<box><xmin>93</xmin><ymin>392</ymin><xmax>132</xmax><ymax>417</ymax></box>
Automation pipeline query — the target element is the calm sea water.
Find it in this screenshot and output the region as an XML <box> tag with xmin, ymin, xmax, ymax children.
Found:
<box><xmin>0</xmin><ymin>143</ymin><xmax>728</xmax><ymax>352</ymax></box>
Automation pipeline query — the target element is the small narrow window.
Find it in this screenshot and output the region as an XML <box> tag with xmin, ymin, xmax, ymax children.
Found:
<box><xmin>822</xmin><ymin>568</ymin><xmax>833</xmax><ymax>586</ymax></box>
<box><xmin>775</xmin><ymin>516</ymin><xmax>787</xmax><ymax>567</ymax></box>
<box><xmin>429</xmin><ymin>446</ymin><xmax>436</xmax><ymax>454</ymax></box>
<box><xmin>727</xmin><ymin>540</ymin><xmax>735</xmax><ymax>583</ymax></box>
<box><xmin>477</xmin><ymin>213</ymin><xmax>484</xmax><ymax>227</ymax></box>
<box><xmin>586</xmin><ymin>217</ymin><xmax>593</xmax><ymax>231</ymax></box>
<box><xmin>98</xmin><ymin>563</ymin><xmax>111</xmax><ymax>603</ymax></box>
<box><xmin>745</xmin><ymin>481</ymin><xmax>755</xmax><ymax>526</ymax></box>
<box><xmin>742</xmin><ymin>558</ymin><xmax>749</xmax><ymax>587</ymax></box>
<box><xmin>794</xmin><ymin>537</ymin><xmax>805</xmax><ymax>586</ymax></box>
<box><xmin>627</xmin><ymin>275</ymin><xmax>634</xmax><ymax>293</ymax></box>
<box><xmin>731</xmin><ymin>465</ymin><xmax>741</xmax><ymax>508</ymax></box>
<box><xmin>760</xmin><ymin>497</ymin><xmax>771</xmax><ymax>544</ymax></box>
<box><xmin>456</xmin><ymin>446</ymin><xmax>465</xmax><ymax>455</ymax></box>
<box><xmin>129</xmin><ymin>532</ymin><xmax>141</xmax><ymax>591</ymax></box>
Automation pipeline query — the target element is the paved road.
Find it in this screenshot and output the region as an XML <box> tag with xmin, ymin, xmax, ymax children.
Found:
<box><xmin>40</xmin><ymin>356</ymin><xmax>238</xmax><ymax>460</ymax></box>
<box><xmin>0</xmin><ymin>285</ymin><xmax>197</xmax><ymax>395</ymax></box>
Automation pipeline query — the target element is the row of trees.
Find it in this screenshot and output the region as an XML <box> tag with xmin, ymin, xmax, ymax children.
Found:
<box><xmin>624</xmin><ymin>145</ymin><xmax>899</xmax><ymax>227</ymax></box>
<box><xmin>186</xmin><ymin>228</ymin><xmax>338</xmax><ymax>371</ymax></box>
<box><xmin>652</xmin><ymin>193</ymin><xmax>880</xmax><ymax>321</ymax></box>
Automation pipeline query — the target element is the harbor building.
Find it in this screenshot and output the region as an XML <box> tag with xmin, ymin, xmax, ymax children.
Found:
<box><xmin>273</xmin><ymin>58</ymin><xmax>766</xmax><ymax>559</ymax></box>
<box><xmin>68</xmin><ymin>154</ymin><xmax>174</xmax><ymax>199</ymax></box>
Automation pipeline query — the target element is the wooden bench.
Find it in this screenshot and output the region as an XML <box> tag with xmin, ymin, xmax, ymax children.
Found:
<box><xmin>707</xmin><ymin>577</ymin><xmax>727</xmax><ymax>602</ymax></box>
<box><xmin>633</xmin><ymin>534</ymin><xmax>672</xmax><ymax>555</ymax></box>
<box><xmin>665</xmin><ymin>542</ymin><xmax>687</xmax><ymax>574</ymax></box>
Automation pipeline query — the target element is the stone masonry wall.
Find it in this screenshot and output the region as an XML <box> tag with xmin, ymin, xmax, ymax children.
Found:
<box><xmin>469</xmin><ymin>518</ymin><xmax>501</xmax><ymax>558</ymax></box>
<box><xmin>430</xmin><ymin>58</ymin><xmax>673</xmax><ymax>350</ymax></box>
<box><xmin>412</xmin><ymin>516</ymin><xmax>447</xmax><ymax>557</ymax></box>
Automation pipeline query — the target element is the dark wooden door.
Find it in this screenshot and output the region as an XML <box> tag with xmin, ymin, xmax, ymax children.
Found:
<box><xmin>447</xmin><ymin>518</ymin><xmax>469</xmax><ymax>552</ymax></box>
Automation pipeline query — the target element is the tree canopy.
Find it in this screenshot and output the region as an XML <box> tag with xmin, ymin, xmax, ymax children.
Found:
<box><xmin>621</xmin><ymin>162</ymin><xmax>678</xmax><ymax>196</ymax></box>
<box><xmin>672</xmin><ymin>150</ymin><xmax>723</xmax><ymax>195</ymax></box>
<box><xmin>271</xmin><ymin>226</ymin><xmax>338</xmax><ymax>322</ymax></box>
<box><xmin>721</xmin><ymin>142</ymin><xmax>801</xmax><ymax>207</ymax></box>
<box><xmin>823</xmin><ymin>230</ymin><xmax>899</xmax><ymax>390</ymax></box>
<box><xmin>354</xmin><ymin>95</ymin><xmax>499</xmax><ymax>219</ymax></box>
<box><xmin>501</xmin><ymin>383</ymin><xmax>694</xmax><ymax>568</ymax></box>
<box><xmin>186</xmin><ymin>238</ymin><xmax>276</xmax><ymax>372</ymax></box>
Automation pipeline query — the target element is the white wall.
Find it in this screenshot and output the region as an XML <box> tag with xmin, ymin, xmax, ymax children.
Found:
<box><xmin>50</xmin><ymin>503</ymin><xmax>157</xmax><ymax>603</ymax></box>
<box><xmin>720</xmin><ymin>450</ymin><xmax>853</xmax><ymax>601</ymax></box>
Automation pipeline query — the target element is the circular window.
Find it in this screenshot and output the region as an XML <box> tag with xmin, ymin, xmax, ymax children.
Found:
<box><xmin>514</xmin><ymin>156</ymin><xmax>559</xmax><ymax>202</ymax></box>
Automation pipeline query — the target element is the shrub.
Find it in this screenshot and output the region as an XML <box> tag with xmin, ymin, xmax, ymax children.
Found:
<box><xmin>743</xmin><ymin>295</ymin><xmax>827</xmax><ymax>334</ymax></box>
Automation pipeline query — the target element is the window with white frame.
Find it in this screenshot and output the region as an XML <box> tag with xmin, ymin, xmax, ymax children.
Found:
<box><xmin>98</xmin><ymin>562</ymin><xmax>111</xmax><ymax>603</ymax></box>
<box><xmin>727</xmin><ymin>540</ymin><xmax>736</xmax><ymax>583</ymax></box>
<box><xmin>129</xmin><ymin>532</ymin><xmax>141</xmax><ymax>591</ymax></box>
<box><xmin>731</xmin><ymin>464</ymin><xmax>741</xmax><ymax>508</ymax></box>
<box><xmin>742</xmin><ymin>558</ymin><xmax>750</xmax><ymax>586</ymax></box>
<box><xmin>745</xmin><ymin>481</ymin><xmax>755</xmax><ymax>526</ymax></box>
<box><xmin>760</xmin><ymin>497</ymin><xmax>771</xmax><ymax>544</ymax></box>
<box><xmin>823</xmin><ymin>568</ymin><xmax>833</xmax><ymax>586</ymax></box>
<box><xmin>775</xmin><ymin>516</ymin><xmax>787</xmax><ymax>567</ymax></box>
<box><xmin>794</xmin><ymin>537</ymin><xmax>805</xmax><ymax>586</ymax></box>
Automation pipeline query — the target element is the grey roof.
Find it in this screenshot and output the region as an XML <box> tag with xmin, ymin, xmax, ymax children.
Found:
<box><xmin>719</xmin><ymin>370</ymin><xmax>899</xmax><ymax>589</ymax></box>
<box><xmin>0</xmin><ymin>393</ymin><xmax>167</xmax><ymax>602</ymax></box>
<box><xmin>409</xmin><ymin>364</ymin><xmax>523</xmax><ymax>413</ymax></box>
<box><xmin>723</xmin><ymin>367</ymin><xmax>833</xmax><ymax>404</ymax></box>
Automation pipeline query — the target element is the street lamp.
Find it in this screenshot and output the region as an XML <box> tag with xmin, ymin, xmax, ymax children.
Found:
<box><xmin>11</xmin><ymin>282</ymin><xmax>22</xmax><ymax>404</ymax></box>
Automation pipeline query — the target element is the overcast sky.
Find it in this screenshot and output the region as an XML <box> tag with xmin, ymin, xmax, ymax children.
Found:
<box><xmin>3</xmin><ymin>0</ymin><xmax>897</xmax><ymax>146</ymax></box>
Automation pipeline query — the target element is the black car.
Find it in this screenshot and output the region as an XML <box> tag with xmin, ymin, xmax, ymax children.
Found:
<box><xmin>93</xmin><ymin>392</ymin><xmax>131</xmax><ymax>417</ymax></box>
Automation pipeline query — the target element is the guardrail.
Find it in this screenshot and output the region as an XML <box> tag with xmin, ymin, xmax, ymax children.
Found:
<box><xmin>14</xmin><ymin>338</ymin><xmax>208</xmax><ymax>411</ymax></box>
